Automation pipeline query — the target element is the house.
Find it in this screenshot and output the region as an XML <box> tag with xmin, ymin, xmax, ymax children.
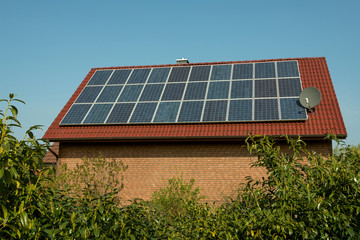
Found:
<box><xmin>43</xmin><ymin>57</ymin><xmax>347</xmax><ymax>202</ymax></box>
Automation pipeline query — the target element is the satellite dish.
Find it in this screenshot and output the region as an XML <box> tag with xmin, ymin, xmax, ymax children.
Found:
<box><xmin>299</xmin><ymin>87</ymin><xmax>322</xmax><ymax>112</ymax></box>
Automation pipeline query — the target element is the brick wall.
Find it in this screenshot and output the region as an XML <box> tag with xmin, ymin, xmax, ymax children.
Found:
<box><xmin>58</xmin><ymin>139</ymin><xmax>331</xmax><ymax>203</ymax></box>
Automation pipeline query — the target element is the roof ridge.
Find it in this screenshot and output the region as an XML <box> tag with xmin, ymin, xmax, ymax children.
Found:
<box><xmin>91</xmin><ymin>57</ymin><xmax>326</xmax><ymax>71</ymax></box>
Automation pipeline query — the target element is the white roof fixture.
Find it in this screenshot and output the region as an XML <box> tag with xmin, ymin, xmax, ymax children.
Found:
<box><xmin>176</xmin><ymin>58</ymin><xmax>189</xmax><ymax>64</ymax></box>
<box><xmin>299</xmin><ymin>87</ymin><xmax>322</xmax><ymax>112</ymax></box>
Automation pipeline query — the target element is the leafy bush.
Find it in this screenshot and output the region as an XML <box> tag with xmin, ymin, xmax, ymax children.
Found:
<box><xmin>54</xmin><ymin>156</ymin><xmax>128</xmax><ymax>199</ymax></box>
<box><xmin>218</xmin><ymin>135</ymin><xmax>360</xmax><ymax>239</ymax></box>
<box><xmin>151</xmin><ymin>175</ymin><xmax>204</xmax><ymax>217</ymax></box>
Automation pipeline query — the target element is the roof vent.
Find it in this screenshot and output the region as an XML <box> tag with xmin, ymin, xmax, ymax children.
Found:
<box><xmin>176</xmin><ymin>58</ymin><xmax>189</xmax><ymax>64</ymax></box>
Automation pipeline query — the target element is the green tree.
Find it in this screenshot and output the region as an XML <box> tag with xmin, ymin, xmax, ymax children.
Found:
<box><xmin>0</xmin><ymin>94</ymin><xmax>48</xmax><ymax>238</ymax></box>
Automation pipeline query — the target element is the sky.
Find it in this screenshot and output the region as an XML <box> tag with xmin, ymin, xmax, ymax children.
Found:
<box><xmin>0</xmin><ymin>0</ymin><xmax>359</xmax><ymax>146</ymax></box>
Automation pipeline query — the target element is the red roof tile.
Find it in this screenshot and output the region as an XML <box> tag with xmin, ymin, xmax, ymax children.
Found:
<box><xmin>42</xmin><ymin>142</ymin><xmax>59</xmax><ymax>163</ymax></box>
<box><xmin>43</xmin><ymin>57</ymin><xmax>347</xmax><ymax>141</ymax></box>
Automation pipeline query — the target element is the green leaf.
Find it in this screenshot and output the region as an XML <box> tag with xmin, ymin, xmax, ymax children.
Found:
<box><xmin>13</xmin><ymin>98</ymin><xmax>25</xmax><ymax>104</ymax></box>
<box><xmin>0</xmin><ymin>167</ymin><xmax>4</xmax><ymax>179</ymax></box>
<box><xmin>20</xmin><ymin>211</ymin><xmax>29</xmax><ymax>228</ymax></box>
<box><xmin>28</xmin><ymin>131</ymin><xmax>34</xmax><ymax>139</ymax></box>
<box><xmin>10</xmin><ymin>105</ymin><xmax>18</xmax><ymax>118</ymax></box>
<box><xmin>1</xmin><ymin>203</ymin><xmax>8</xmax><ymax>220</ymax></box>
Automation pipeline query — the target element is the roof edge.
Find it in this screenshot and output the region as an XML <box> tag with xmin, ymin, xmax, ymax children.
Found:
<box><xmin>43</xmin><ymin>133</ymin><xmax>345</xmax><ymax>142</ymax></box>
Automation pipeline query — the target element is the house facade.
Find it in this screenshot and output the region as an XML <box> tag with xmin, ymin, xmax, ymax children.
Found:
<box><xmin>43</xmin><ymin>57</ymin><xmax>346</xmax><ymax>202</ymax></box>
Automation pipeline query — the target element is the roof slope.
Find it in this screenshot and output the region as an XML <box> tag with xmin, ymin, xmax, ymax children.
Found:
<box><xmin>43</xmin><ymin>57</ymin><xmax>347</xmax><ymax>141</ymax></box>
<box><xmin>42</xmin><ymin>142</ymin><xmax>59</xmax><ymax>164</ymax></box>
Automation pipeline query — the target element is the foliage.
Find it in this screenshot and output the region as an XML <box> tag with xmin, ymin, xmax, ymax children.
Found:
<box><xmin>151</xmin><ymin>175</ymin><xmax>204</xmax><ymax>218</ymax></box>
<box><xmin>1</xmin><ymin>93</ymin><xmax>360</xmax><ymax>239</ymax></box>
<box><xmin>217</xmin><ymin>135</ymin><xmax>360</xmax><ymax>239</ymax></box>
<box><xmin>54</xmin><ymin>156</ymin><xmax>128</xmax><ymax>198</ymax></box>
<box><xmin>334</xmin><ymin>142</ymin><xmax>360</xmax><ymax>156</ymax></box>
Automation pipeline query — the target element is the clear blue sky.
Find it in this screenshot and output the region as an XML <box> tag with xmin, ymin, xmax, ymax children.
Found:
<box><xmin>1</xmin><ymin>0</ymin><xmax>359</xmax><ymax>146</ymax></box>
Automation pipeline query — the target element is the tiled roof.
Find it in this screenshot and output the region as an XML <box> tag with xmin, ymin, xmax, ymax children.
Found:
<box><xmin>43</xmin><ymin>142</ymin><xmax>59</xmax><ymax>163</ymax></box>
<box><xmin>43</xmin><ymin>57</ymin><xmax>347</xmax><ymax>141</ymax></box>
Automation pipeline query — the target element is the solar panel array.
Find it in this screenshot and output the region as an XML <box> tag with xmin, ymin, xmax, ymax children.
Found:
<box><xmin>60</xmin><ymin>61</ymin><xmax>307</xmax><ymax>125</ymax></box>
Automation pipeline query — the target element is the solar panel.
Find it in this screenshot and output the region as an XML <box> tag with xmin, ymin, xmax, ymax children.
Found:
<box><xmin>255</xmin><ymin>79</ymin><xmax>277</xmax><ymax>98</ymax></box>
<box><xmin>202</xmin><ymin>100</ymin><xmax>227</xmax><ymax>122</ymax></box>
<box><xmin>210</xmin><ymin>65</ymin><xmax>231</xmax><ymax>80</ymax></box>
<box><xmin>87</xmin><ymin>70</ymin><xmax>113</xmax><ymax>85</ymax></box>
<box><xmin>107</xmin><ymin>70</ymin><xmax>131</xmax><ymax>84</ymax></box>
<box><xmin>129</xmin><ymin>103</ymin><xmax>157</xmax><ymax>123</ymax></box>
<box><xmin>61</xmin><ymin>60</ymin><xmax>307</xmax><ymax>125</ymax></box>
<box><xmin>228</xmin><ymin>100</ymin><xmax>252</xmax><ymax>121</ymax></box>
<box><xmin>168</xmin><ymin>67</ymin><xmax>190</xmax><ymax>82</ymax></box>
<box><xmin>277</xmin><ymin>61</ymin><xmax>299</xmax><ymax>78</ymax></box>
<box><xmin>207</xmin><ymin>81</ymin><xmax>230</xmax><ymax>99</ymax></box>
<box><xmin>233</xmin><ymin>64</ymin><xmax>253</xmax><ymax>80</ymax></box>
<box><xmin>97</xmin><ymin>86</ymin><xmax>123</xmax><ymax>102</ymax></box>
<box><xmin>189</xmin><ymin>66</ymin><xmax>211</xmax><ymax>81</ymax></box>
<box><xmin>118</xmin><ymin>85</ymin><xmax>143</xmax><ymax>102</ymax></box>
<box><xmin>184</xmin><ymin>82</ymin><xmax>207</xmax><ymax>100</ymax></box>
<box><xmin>83</xmin><ymin>104</ymin><xmax>112</xmax><ymax>124</ymax></box>
<box><xmin>254</xmin><ymin>99</ymin><xmax>279</xmax><ymax>120</ymax></box>
<box><xmin>127</xmin><ymin>69</ymin><xmax>151</xmax><ymax>84</ymax></box>
<box><xmin>280</xmin><ymin>98</ymin><xmax>307</xmax><ymax>120</ymax></box>
<box><xmin>255</xmin><ymin>62</ymin><xmax>276</xmax><ymax>78</ymax></box>
<box><xmin>178</xmin><ymin>101</ymin><xmax>204</xmax><ymax>122</ymax></box>
<box><xmin>61</xmin><ymin>104</ymin><xmax>92</xmax><ymax>124</ymax></box>
<box><xmin>278</xmin><ymin>78</ymin><xmax>302</xmax><ymax>97</ymax></box>
<box><xmin>147</xmin><ymin>68</ymin><xmax>170</xmax><ymax>83</ymax></box>
<box><xmin>161</xmin><ymin>83</ymin><xmax>186</xmax><ymax>101</ymax></box>
<box><xmin>106</xmin><ymin>103</ymin><xmax>135</xmax><ymax>123</ymax></box>
<box><xmin>76</xmin><ymin>87</ymin><xmax>102</xmax><ymax>103</ymax></box>
<box><xmin>153</xmin><ymin>102</ymin><xmax>180</xmax><ymax>123</ymax></box>
<box><xmin>139</xmin><ymin>84</ymin><xmax>164</xmax><ymax>101</ymax></box>
<box><xmin>231</xmin><ymin>80</ymin><xmax>252</xmax><ymax>99</ymax></box>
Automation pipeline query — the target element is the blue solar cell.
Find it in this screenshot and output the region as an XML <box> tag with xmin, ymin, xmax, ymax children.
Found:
<box><xmin>147</xmin><ymin>68</ymin><xmax>171</xmax><ymax>83</ymax></box>
<box><xmin>202</xmin><ymin>100</ymin><xmax>227</xmax><ymax>122</ymax></box>
<box><xmin>96</xmin><ymin>86</ymin><xmax>123</xmax><ymax>102</ymax></box>
<box><xmin>228</xmin><ymin>100</ymin><xmax>252</xmax><ymax>121</ymax></box>
<box><xmin>211</xmin><ymin>65</ymin><xmax>231</xmax><ymax>80</ymax></box>
<box><xmin>61</xmin><ymin>104</ymin><xmax>92</xmax><ymax>124</ymax></box>
<box><xmin>184</xmin><ymin>82</ymin><xmax>207</xmax><ymax>100</ymax></box>
<box><xmin>139</xmin><ymin>84</ymin><xmax>165</xmax><ymax>101</ymax></box>
<box><xmin>83</xmin><ymin>104</ymin><xmax>113</xmax><ymax>124</ymax></box>
<box><xmin>87</xmin><ymin>70</ymin><xmax>113</xmax><ymax>85</ymax></box>
<box><xmin>233</xmin><ymin>64</ymin><xmax>253</xmax><ymax>80</ymax></box>
<box><xmin>161</xmin><ymin>83</ymin><xmax>186</xmax><ymax>101</ymax></box>
<box><xmin>278</xmin><ymin>78</ymin><xmax>302</xmax><ymax>97</ymax></box>
<box><xmin>117</xmin><ymin>85</ymin><xmax>144</xmax><ymax>102</ymax></box>
<box><xmin>153</xmin><ymin>102</ymin><xmax>180</xmax><ymax>123</ymax></box>
<box><xmin>207</xmin><ymin>81</ymin><xmax>230</xmax><ymax>99</ymax></box>
<box><xmin>231</xmin><ymin>80</ymin><xmax>252</xmax><ymax>99</ymax></box>
<box><xmin>107</xmin><ymin>70</ymin><xmax>131</xmax><ymax>84</ymax></box>
<box><xmin>189</xmin><ymin>66</ymin><xmax>211</xmax><ymax>81</ymax></box>
<box><xmin>255</xmin><ymin>79</ymin><xmax>277</xmax><ymax>98</ymax></box>
<box><xmin>76</xmin><ymin>86</ymin><xmax>102</xmax><ymax>103</ymax></box>
<box><xmin>255</xmin><ymin>62</ymin><xmax>276</xmax><ymax>78</ymax></box>
<box><xmin>106</xmin><ymin>103</ymin><xmax>135</xmax><ymax>123</ymax></box>
<box><xmin>280</xmin><ymin>98</ymin><xmax>307</xmax><ymax>120</ymax></box>
<box><xmin>127</xmin><ymin>69</ymin><xmax>151</xmax><ymax>84</ymax></box>
<box><xmin>277</xmin><ymin>61</ymin><xmax>299</xmax><ymax>78</ymax></box>
<box><xmin>177</xmin><ymin>101</ymin><xmax>204</xmax><ymax>122</ymax></box>
<box><xmin>254</xmin><ymin>99</ymin><xmax>279</xmax><ymax>120</ymax></box>
<box><xmin>129</xmin><ymin>102</ymin><xmax>158</xmax><ymax>123</ymax></box>
<box><xmin>168</xmin><ymin>67</ymin><xmax>191</xmax><ymax>82</ymax></box>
